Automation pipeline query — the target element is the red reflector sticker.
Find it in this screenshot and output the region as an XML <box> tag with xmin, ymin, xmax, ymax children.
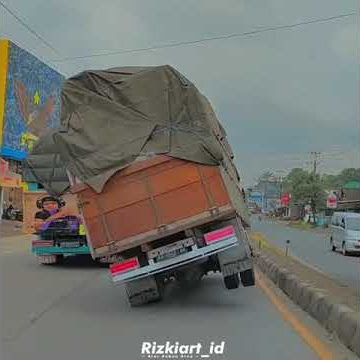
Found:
<box><xmin>32</xmin><ymin>241</ymin><xmax>53</xmax><ymax>247</ymax></box>
<box><xmin>110</xmin><ymin>257</ymin><xmax>140</xmax><ymax>276</ymax></box>
<box><xmin>204</xmin><ymin>226</ymin><xmax>235</xmax><ymax>244</ymax></box>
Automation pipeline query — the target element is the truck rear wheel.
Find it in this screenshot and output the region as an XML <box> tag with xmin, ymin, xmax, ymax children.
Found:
<box><xmin>223</xmin><ymin>274</ymin><xmax>240</xmax><ymax>289</ymax></box>
<box><xmin>240</xmin><ymin>268</ymin><xmax>255</xmax><ymax>287</ymax></box>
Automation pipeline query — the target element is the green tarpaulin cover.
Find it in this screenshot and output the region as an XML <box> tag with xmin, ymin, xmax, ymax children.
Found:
<box><xmin>25</xmin><ymin>65</ymin><xmax>227</xmax><ymax>194</ymax></box>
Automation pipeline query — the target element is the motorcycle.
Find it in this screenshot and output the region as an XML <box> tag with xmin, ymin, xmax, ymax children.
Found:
<box><xmin>2</xmin><ymin>204</ymin><xmax>23</xmax><ymax>221</ymax></box>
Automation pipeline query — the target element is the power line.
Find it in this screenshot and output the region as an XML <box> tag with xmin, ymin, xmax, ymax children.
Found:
<box><xmin>0</xmin><ymin>0</ymin><xmax>60</xmax><ymax>55</ymax></box>
<box><xmin>52</xmin><ymin>11</ymin><xmax>357</xmax><ymax>63</ymax></box>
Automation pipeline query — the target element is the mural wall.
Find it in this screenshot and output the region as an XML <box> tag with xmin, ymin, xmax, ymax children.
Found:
<box><xmin>0</xmin><ymin>40</ymin><xmax>64</xmax><ymax>160</ymax></box>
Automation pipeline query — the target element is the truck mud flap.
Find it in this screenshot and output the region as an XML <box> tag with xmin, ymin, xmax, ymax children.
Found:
<box><xmin>218</xmin><ymin>256</ymin><xmax>253</xmax><ymax>277</ymax></box>
<box><xmin>125</xmin><ymin>276</ymin><xmax>161</xmax><ymax>306</ymax></box>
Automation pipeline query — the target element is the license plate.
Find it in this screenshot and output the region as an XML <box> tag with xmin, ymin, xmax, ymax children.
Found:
<box><xmin>60</xmin><ymin>242</ymin><xmax>80</xmax><ymax>248</ymax></box>
<box><xmin>148</xmin><ymin>238</ymin><xmax>194</xmax><ymax>260</ymax></box>
<box><xmin>156</xmin><ymin>248</ymin><xmax>187</xmax><ymax>262</ymax></box>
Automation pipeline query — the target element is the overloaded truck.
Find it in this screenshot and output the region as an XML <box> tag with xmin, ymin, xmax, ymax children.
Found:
<box><xmin>25</xmin><ymin>65</ymin><xmax>255</xmax><ymax>305</ymax></box>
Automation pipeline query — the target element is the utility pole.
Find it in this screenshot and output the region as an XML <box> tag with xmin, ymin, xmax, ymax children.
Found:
<box><xmin>308</xmin><ymin>152</ymin><xmax>321</xmax><ymax>224</ymax></box>
<box><xmin>310</xmin><ymin>152</ymin><xmax>321</xmax><ymax>175</ymax></box>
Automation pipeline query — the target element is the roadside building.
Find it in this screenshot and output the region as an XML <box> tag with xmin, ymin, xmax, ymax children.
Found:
<box><xmin>0</xmin><ymin>39</ymin><xmax>64</xmax><ymax>217</ymax></box>
<box><xmin>337</xmin><ymin>181</ymin><xmax>360</xmax><ymax>212</ymax></box>
<box><xmin>255</xmin><ymin>178</ymin><xmax>281</xmax><ymax>213</ymax></box>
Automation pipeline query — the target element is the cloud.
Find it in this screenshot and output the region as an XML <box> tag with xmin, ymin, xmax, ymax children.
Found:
<box><xmin>331</xmin><ymin>22</ymin><xmax>358</xmax><ymax>60</ymax></box>
<box><xmin>1</xmin><ymin>0</ymin><xmax>358</xmax><ymax>185</ymax></box>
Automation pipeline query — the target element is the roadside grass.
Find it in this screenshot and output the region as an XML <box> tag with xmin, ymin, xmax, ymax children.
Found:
<box><xmin>251</xmin><ymin>232</ymin><xmax>285</xmax><ymax>257</ymax></box>
<box><xmin>250</xmin><ymin>231</ymin><xmax>360</xmax><ymax>312</ymax></box>
<box><xmin>287</xmin><ymin>220</ymin><xmax>317</xmax><ymax>230</ymax></box>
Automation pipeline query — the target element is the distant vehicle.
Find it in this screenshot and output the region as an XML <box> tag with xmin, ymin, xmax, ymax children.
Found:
<box><xmin>32</xmin><ymin>215</ymin><xmax>90</xmax><ymax>264</ymax></box>
<box><xmin>330</xmin><ymin>212</ymin><xmax>360</xmax><ymax>255</ymax></box>
<box><xmin>31</xmin><ymin>196</ymin><xmax>90</xmax><ymax>264</ymax></box>
<box><xmin>2</xmin><ymin>203</ymin><xmax>23</xmax><ymax>221</ymax></box>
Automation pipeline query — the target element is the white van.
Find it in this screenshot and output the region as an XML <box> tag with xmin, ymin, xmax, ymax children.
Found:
<box><xmin>330</xmin><ymin>212</ymin><xmax>360</xmax><ymax>255</ymax></box>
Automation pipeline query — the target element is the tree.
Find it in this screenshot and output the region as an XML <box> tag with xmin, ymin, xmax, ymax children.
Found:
<box><xmin>321</xmin><ymin>168</ymin><xmax>360</xmax><ymax>190</ymax></box>
<box><xmin>337</xmin><ymin>168</ymin><xmax>360</xmax><ymax>187</ymax></box>
<box><xmin>283</xmin><ymin>168</ymin><xmax>325</xmax><ymax>222</ymax></box>
<box><xmin>283</xmin><ymin>168</ymin><xmax>307</xmax><ymax>194</ymax></box>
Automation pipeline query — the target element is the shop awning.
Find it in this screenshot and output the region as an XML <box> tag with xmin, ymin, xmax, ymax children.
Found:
<box><xmin>0</xmin><ymin>158</ymin><xmax>22</xmax><ymax>187</ymax></box>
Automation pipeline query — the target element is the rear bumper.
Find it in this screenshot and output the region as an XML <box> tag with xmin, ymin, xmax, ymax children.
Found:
<box><xmin>32</xmin><ymin>245</ymin><xmax>91</xmax><ymax>255</ymax></box>
<box><xmin>345</xmin><ymin>241</ymin><xmax>360</xmax><ymax>252</ymax></box>
<box><xmin>111</xmin><ymin>236</ymin><xmax>247</xmax><ymax>284</ymax></box>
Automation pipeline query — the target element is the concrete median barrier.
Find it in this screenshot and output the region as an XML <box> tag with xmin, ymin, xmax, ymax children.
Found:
<box><xmin>256</xmin><ymin>254</ymin><xmax>360</xmax><ymax>357</ymax></box>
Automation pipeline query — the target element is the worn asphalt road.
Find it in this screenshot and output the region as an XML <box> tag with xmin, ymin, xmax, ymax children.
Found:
<box><xmin>1</xmin><ymin>231</ymin><xmax>355</xmax><ymax>360</ymax></box>
<box><xmin>251</xmin><ymin>217</ymin><xmax>360</xmax><ymax>294</ymax></box>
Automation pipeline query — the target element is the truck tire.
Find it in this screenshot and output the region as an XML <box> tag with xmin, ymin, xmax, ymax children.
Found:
<box><xmin>223</xmin><ymin>274</ymin><xmax>240</xmax><ymax>289</ymax></box>
<box><xmin>240</xmin><ymin>268</ymin><xmax>255</xmax><ymax>287</ymax></box>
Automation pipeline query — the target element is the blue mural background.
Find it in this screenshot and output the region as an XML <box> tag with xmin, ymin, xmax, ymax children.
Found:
<box><xmin>2</xmin><ymin>42</ymin><xmax>64</xmax><ymax>160</ymax></box>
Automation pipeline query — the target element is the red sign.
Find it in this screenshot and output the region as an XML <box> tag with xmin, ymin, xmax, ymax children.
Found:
<box><xmin>281</xmin><ymin>193</ymin><xmax>291</xmax><ymax>206</ymax></box>
<box><xmin>327</xmin><ymin>194</ymin><xmax>337</xmax><ymax>209</ymax></box>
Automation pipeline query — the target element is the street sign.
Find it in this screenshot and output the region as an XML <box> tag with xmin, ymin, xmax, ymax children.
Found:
<box><xmin>249</xmin><ymin>193</ymin><xmax>262</xmax><ymax>206</ymax></box>
<box><xmin>327</xmin><ymin>194</ymin><xmax>337</xmax><ymax>209</ymax></box>
<box><xmin>281</xmin><ymin>193</ymin><xmax>291</xmax><ymax>206</ymax></box>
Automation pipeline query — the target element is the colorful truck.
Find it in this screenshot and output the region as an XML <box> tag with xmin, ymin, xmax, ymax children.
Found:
<box><xmin>32</xmin><ymin>213</ymin><xmax>90</xmax><ymax>264</ymax></box>
<box><xmin>21</xmin><ymin>191</ymin><xmax>91</xmax><ymax>264</ymax></box>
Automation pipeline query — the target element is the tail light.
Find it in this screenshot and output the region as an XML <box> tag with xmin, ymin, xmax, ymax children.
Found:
<box><xmin>204</xmin><ymin>225</ymin><xmax>236</xmax><ymax>245</ymax></box>
<box><xmin>32</xmin><ymin>240</ymin><xmax>53</xmax><ymax>248</ymax></box>
<box><xmin>110</xmin><ymin>257</ymin><xmax>140</xmax><ymax>277</ymax></box>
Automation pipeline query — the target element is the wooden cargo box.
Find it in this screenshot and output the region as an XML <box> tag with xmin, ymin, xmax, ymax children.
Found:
<box><xmin>71</xmin><ymin>156</ymin><xmax>236</xmax><ymax>257</ymax></box>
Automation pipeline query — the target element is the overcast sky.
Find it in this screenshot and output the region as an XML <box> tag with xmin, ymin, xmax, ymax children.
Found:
<box><xmin>1</xmin><ymin>0</ymin><xmax>359</xmax><ymax>186</ymax></box>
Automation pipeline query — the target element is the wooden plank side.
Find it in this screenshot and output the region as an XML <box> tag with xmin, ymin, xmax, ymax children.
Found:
<box><xmin>85</xmin><ymin>217</ymin><xmax>107</xmax><ymax>249</ymax></box>
<box><xmin>149</xmin><ymin>162</ymin><xmax>201</xmax><ymax>196</ymax></box>
<box><xmin>75</xmin><ymin>156</ymin><xmax>235</xmax><ymax>255</ymax></box>
<box><xmin>94</xmin><ymin>205</ymin><xmax>235</xmax><ymax>256</ymax></box>
<box><xmin>105</xmin><ymin>199</ymin><xmax>157</xmax><ymax>241</ymax></box>
<box><xmin>85</xmin><ymin>179</ymin><xmax>149</xmax><ymax>219</ymax></box>
<box><xmin>155</xmin><ymin>181</ymin><xmax>210</xmax><ymax>224</ymax></box>
<box><xmin>204</xmin><ymin>172</ymin><xmax>230</xmax><ymax>207</ymax></box>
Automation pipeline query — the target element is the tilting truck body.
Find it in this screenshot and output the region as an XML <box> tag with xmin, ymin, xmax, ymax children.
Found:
<box><xmin>25</xmin><ymin>65</ymin><xmax>255</xmax><ymax>305</ymax></box>
<box><xmin>69</xmin><ymin>155</ymin><xmax>254</xmax><ymax>305</ymax></box>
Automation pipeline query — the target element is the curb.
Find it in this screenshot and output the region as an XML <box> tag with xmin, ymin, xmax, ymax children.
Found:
<box><xmin>256</xmin><ymin>254</ymin><xmax>360</xmax><ymax>357</ymax></box>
